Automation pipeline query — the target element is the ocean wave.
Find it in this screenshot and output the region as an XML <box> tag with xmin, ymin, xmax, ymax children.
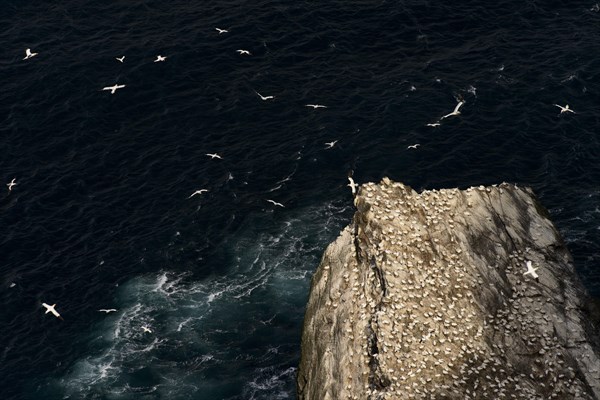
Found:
<box><xmin>54</xmin><ymin>202</ymin><xmax>349</xmax><ymax>399</ymax></box>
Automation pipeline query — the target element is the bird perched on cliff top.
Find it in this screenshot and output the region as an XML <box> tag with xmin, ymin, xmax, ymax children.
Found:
<box><xmin>524</xmin><ymin>260</ymin><xmax>539</xmax><ymax>279</ymax></box>
<box><xmin>554</xmin><ymin>104</ymin><xmax>575</xmax><ymax>114</ymax></box>
<box><xmin>42</xmin><ymin>303</ymin><xmax>64</xmax><ymax>320</ymax></box>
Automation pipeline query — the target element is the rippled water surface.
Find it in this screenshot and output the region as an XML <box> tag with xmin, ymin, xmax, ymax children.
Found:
<box><xmin>1</xmin><ymin>1</ymin><xmax>600</xmax><ymax>398</ymax></box>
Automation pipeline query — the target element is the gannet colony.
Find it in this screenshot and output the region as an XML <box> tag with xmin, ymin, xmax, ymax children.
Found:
<box><xmin>298</xmin><ymin>179</ymin><xmax>600</xmax><ymax>399</ymax></box>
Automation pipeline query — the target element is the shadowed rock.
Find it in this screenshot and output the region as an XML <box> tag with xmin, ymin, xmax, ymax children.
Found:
<box><xmin>298</xmin><ymin>179</ymin><xmax>600</xmax><ymax>400</ymax></box>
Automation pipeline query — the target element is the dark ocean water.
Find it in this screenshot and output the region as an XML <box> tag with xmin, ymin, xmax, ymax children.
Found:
<box><xmin>1</xmin><ymin>0</ymin><xmax>600</xmax><ymax>398</ymax></box>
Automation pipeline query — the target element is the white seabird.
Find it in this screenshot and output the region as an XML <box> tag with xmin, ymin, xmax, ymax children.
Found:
<box><xmin>236</xmin><ymin>49</ymin><xmax>251</xmax><ymax>55</ymax></box>
<box><xmin>206</xmin><ymin>153</ymin><xmax>223</xmax><ymax>159</ymax></box>
<box><xmin>116</xmin><ymin>56</ymin><xmax>125</xmax><ymax>63</ymax></box>
<box><xmin>215</xmin><ymin>28</ymin><xmax>228</xmax><ymax>34</ymax></box>
<box><xmin>98</xmin><ymin>309</ymin><xmax>118</xmax><ymax>313</ymax></box>
<box><xmin>324</xmin><ymin>140</ymin><xmax>338</xmax><ymax>149</ymax></box>
<box><xmin>347</xmin><ymin>176</ymin><xmax>358</xmax><ymax>196</ymax></box>
<box><xmin>426</xmin><ymin>122</ymin><xmax>441</xmax><ymax>127</ymax></box>
<box><xmin>554</xmin><ymin>104</ymin><xmax>575</xmax><ymax>114</ymax></box>
<box><xmin>7</xmin><ymin>178</ymin><xmax>17</xmax><ymax>192</ymax></box>
<box><xmin>266</xmin><ymin>199</ymin><xmax>285</xmax><ymax>208</ymax></box>
<box><xmin>255</xmin><ymin>91</ymin><xmax>275</xmax><ymax>101</ymax></box>
<box><xmin>407</xmin><ymin>144</ymin><xmax>420</xmax><ymax>149</ymax></box>
<box><xmin>154</xmin><ymin>55</ymin><xmax>167</xmax><ymax>62</ymax></box>
<box><xmin>524</xmin><ymin>260</ymin><xmax>539</xmax><ymax>279</ymax></box>
<box><xmin>42</xmin><ymin>303</ymin><xmax>64</xmax><ymax>320</ymax></box>
<box><xmin>23</xmin><ymin>48</ymin><xmax>38</xmax><ymax>60</ymax></box>
<box><xmin>141</xmin><ymin>326</ymin><xmax>152</xmax><ymax>333</ymax></box>
<box><xmin>188</xmin><ymin>189</ymin><xmax>208</xmax><ymax>198</ymax></box>
<box><xmin>305</xmin><ymin>104</ymin><xmax>327</xmax><ymax>109</ymax></box>
<box><xmin>440</xmin><ymin>100</ymin><xmax>465</xmax><ymax>119</ymax></box>
<box><xmin>102</xmin><ymin>84</ymin><xmax>126</xmax><ymax>94</ymax></box>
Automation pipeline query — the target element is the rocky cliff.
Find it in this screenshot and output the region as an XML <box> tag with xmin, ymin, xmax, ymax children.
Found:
<box><xmin>297</xmin><ymin>179</ymin><xmax>600</xmax><ymax>400</ymax></box>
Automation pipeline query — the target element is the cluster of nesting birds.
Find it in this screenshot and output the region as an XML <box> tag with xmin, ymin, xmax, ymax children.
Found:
<box><xmin>315</xmin><ymin>180</ymin><xmax>595</xmax><ymax>399</ymax></box>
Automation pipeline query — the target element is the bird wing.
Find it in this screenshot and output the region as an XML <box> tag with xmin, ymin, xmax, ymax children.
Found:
<box><xmin>453</xmin><ymin>101</ymin><xmax>465</xmax><ymax>113</ymax></box>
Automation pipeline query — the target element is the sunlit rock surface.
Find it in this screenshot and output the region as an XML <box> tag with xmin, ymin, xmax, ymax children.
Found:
<box><xmin>298</xmin><ymin>179</ymin><xmax>600</xmax><ymax>400</ymax></box>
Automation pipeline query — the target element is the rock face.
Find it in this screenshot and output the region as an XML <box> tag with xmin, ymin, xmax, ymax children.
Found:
<box><xmin>297</xmin><ymin>179</ymin><xmax>600</xmax><ymax>400</ymax></box>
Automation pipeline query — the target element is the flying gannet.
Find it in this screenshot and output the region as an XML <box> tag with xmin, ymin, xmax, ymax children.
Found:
<box><xmin>7</xmin><ymin>178</ymin><xmax>17</xmax><ymax>192</ymax></box>
<box><xmin>236</xmin><ymin>49</ymin><xmax>251</xmax><ymax>55</ymax></box>
<box><xmin>266</xmin><ymin>199</ymin><xmax>285</xmax><ymax>208</ymax></box>
<box><xmin>524</xmin><ymin>260</ymin><xmax>539</xmax><ymax>279</ymax></box>
<box><xmin>305</xmin><ymin>104</ymin><xmax>327</xmax><ymax>109</ymax></box>
<box><xmin>42</xmin><ymin>303</ymin><xmax>64</xmax><ymax>320</ymax></box>
<box><xmin>347</xmin><ymin>176</ymin><xmax>358</xmax><ymax>196</ymax></box>
<box><xmin>116</xmin><ymin>56</ymin><xmax>125</xmax><ymax>63</ymax></box>
<box><xmin>188</xmin><ymin>189</ymin><xmax>208</xmax><ymax>198</ymax></box>
<box><xmin>407</xmin><ymin>144</ymin><xmax>420</xmax><ymax>149</ymax></box>
<box><xmin>98</xmin><ymin>309</ymin><xmax>118</xmax><ymax>313</ymax></box>
<box><xmin>141</xmin><ymin>326</ymin><xmax>152</xmax><ymax>333</ymax></box>
<box><xmin>324</xmin><ymin>140</ymin><xmax>338</xmax><ymax>149</ymax></box>
<box><xmin>102</xmin><ymin>84</ymin><xmax>126</xmax><ymax>94</ymax></box>
<box><xmin>215</xmin><ymin>28</ymin><xmax>228</xmax><ymax>34</ymax></box>
<box><xmin>255</xmin><ymin>91</ymin><xmax>275</xmax><ymax>101</ymax></box>
<box><xmin>206</xmin><ymin>153</ymin><xmax>223</xmax><ymax>159</ymax></box>
<box><xmin>154</xmin><ymin>55</ymin><xmax>167</xmax><ymax>62</ymax></box>
<box><xmin>426</xmin><ymin>122</ymin><xmax>441</xmax><ymax>127</ymax></box>
<box><xmin>440</xmin><ymin>100</ymin><xmax>465</xmax><ymax>119</ymax></box>
<box><xmin>554</xmin><ymin>104</ymin><xmax>575</xmax><ymax>114</ymax></box>
<box><xmin>23</xmin><ymin>48</ymin><xmax>38</xmax><ymax>60</ymax></box>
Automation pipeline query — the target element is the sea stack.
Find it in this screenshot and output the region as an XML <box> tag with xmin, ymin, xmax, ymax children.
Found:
<box><xmin>297</xmin><ymin>179</ymin><xmax>600</xmax><ymax>399</ymax></box>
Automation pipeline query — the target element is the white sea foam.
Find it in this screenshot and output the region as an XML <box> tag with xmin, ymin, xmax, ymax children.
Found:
<box><xmin>56</xmin><ymin>201</ymin><xmax>351</xmax><ymax>399</ymax></box>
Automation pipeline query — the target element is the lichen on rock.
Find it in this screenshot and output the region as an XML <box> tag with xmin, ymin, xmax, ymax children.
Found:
<box><xmin>297</xmin><ymin>179</ymin><xmax>600</xmax><ymax>400</ymax></box>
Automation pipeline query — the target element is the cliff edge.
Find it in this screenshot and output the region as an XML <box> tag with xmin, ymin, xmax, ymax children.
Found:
<box><xmin>297</xmin><ymin>179</ymin><xmax>600</xmax><ymax>399</ymax></box>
